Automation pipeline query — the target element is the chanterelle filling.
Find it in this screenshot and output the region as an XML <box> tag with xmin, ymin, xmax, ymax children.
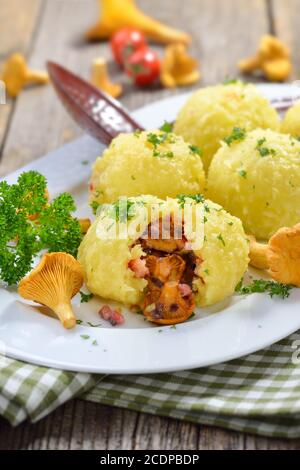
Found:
<box><xmin>129</xmin><ymin>216</ymin><xmax>201</xmax><ymax>324</ymax></box>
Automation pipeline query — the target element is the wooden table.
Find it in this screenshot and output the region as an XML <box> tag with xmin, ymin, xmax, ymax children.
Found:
<box><xmin>0</xmin><ymin>0</ymin><xmax>299</xmax><ymax>450</ymax></box>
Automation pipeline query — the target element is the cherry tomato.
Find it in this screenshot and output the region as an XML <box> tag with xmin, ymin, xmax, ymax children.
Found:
<box><xmin>124</xmin><ymin>48</ymin><xmax>160</xmax><ymax>86</ymax></box>
<box><xmin>110</xmin><ymin>28</ymin><xmax>147</xmax><ymax>66</ymax></box>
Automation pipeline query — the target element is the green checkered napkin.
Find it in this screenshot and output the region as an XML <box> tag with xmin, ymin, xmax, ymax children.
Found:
<box><xmin>1</xmin><ymin>331</ymin><xmax>300</xmax><ymax>438</ymax></box>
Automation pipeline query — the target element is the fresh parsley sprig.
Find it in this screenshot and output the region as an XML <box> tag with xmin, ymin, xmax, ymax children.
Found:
<box><xmin>0</xmin><ymin>171</ymin><xmax>82</xmax><ymax>285</ymax></box>
<box><xmin>235</xmin><ymin>279</ymin><xmax>292</xmax><ymax>299</ymax></box>
<box><xmin>38</xmin><ymin>192</ymin><xmax>81</xmax><ymax>256</ymax></box>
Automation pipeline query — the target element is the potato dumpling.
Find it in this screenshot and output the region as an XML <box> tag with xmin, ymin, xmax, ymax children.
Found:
<box><xmin>281</xmin><ymin>100</ymin><xmax>300</xmax><ymax>137</ymax></box>
<box><xmin>78</xmin><ymin>195</ymin><xmax>249</xmax><ymax>313</ymax></box>
<box><xmin>207</xmin><ymin>129</ymin><xmax>300</xmax><ymax>240</ymax></box>
<box><xmin>173</xmin><ymin>82</ymin><xmax>280</xmax><ymax>171</ymax></box>
<box><xmin>89</xmin><ymin>130</ymin><xmax>205</xmax><ymax>208</ymax></box>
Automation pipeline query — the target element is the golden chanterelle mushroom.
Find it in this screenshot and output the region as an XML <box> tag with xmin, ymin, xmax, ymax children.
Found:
<box><xmin>18</xmin><ymin>252</ymin><xmax>84</xmax><ymax>329</ymax></box>
<box><xmin>248</xmin><ymin>223</ymin><xmax>300</xmax><ymax>287</ymax></box>
<box><xmin>1</xmin><ymin>53</ymin><xmax>49</xmax><ymax>98</ymax></box>
<box><xmin>238</xmin><ymin>35</ymin><xmax>291</xmax><ymax>82</ymax></box>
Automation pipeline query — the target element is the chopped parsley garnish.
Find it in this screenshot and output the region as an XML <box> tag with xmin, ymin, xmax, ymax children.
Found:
<box><xmin>257</xmin><ymin>137</ymin><xmax>266</xmax><ymax>146</ymax></box>
<box><xmin>79</xmin><ymin>291</ymin><xmax>94</xmax><ymax>303</ymax></box>
<box><xmin>238</xmin><ymin>169</ymin><xmax>247</xmax><ymax>178</ymax></box>
<box><xmin>87</xmin><ymin>322</ymin><xmax>102</xmax><ymax>328</ymax></box>
<box><xmin>235</xmin><ymin>279</ymin><xmax>292</xmax><ymax>299</ymax></box>
<box><xmin>133</xmin><ymin>129</ymin><xmax>142</xmax><ymax>137</ymax></box>
<box><xmin>106</xmin><ymin>222</ymin><xmax>115</xmax><ymax>232</ymax></box>
<box><xmin>217</xmin><ymin>233</ymin><xmax>225</xmax><ymax>246</ymax></box>
<box><xmin>81</xmin><ymin>160</ymin><xmax>89</xmax><ymax>165</ymax></box>
<box><xmin>76</xmin><ymin>319</ymin><xmax>101</xmax><ymax>327</ymax></box>
<box><xmin>159</xmin><ymin>121</ymin><xmax>173</xmax><ymax>133</ymax></box>
<box><xmin>108</xmin><ymin>199</ymin><xmax>136</xmax><ymax>222</ymax></box>
<box><xmin>189</xmin><ymin>144</ymin><xmax>203</xmax><ymax>156</ymax></box>
<box><xmin>258</xmin><ymin>147</ymin><xmax>271</xmax><ymax>157</ymax></box>
<box><xmin>80</xmin><ymin>334</ymin><xmax>90</xmax><ymax>340</ymax></box>
<box><xmin>155</xmin><ymin>151</ymin><xmax>174</xmax><ymax>159</ymax></box>
<box><xmin>256</xmin><ymin>138</ymin><xmax>276</xmax><ymax>157</ymax></box>
<box><xmin>177</xmin><ymin>194</ymin><xmax>205</xmax><ymax>207</ymax></box>
<box><xmin>91</xmin><ymin>200</ymin><xmax>100</xmax><ymax>215</ymax></box>
<box><xmin>0</xmin><ymin>171</ymin><xmax>82</xmax><ymax>285</ymax></box>
<box><xmin>223</xmin><ymin>127</ymin><xmax>246</xmax><ymax>146</ymax></box>
<box><xmin>147</xmin><ymin>132</ymin><xmax>167</xmax><ymax>147</ymax></box>
<box><xmin>92</xmin><ymin>340</ymin><xmax>98</xmax><ymax>346</ymax></box>
<box><xmin>146</xmin><ymin>131</ymin><xmax>174</xmax><ymax>158</ymax></box>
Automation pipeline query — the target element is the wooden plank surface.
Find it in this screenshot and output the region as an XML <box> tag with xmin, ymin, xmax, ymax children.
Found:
<box><xmin>0</xmin><ymin>0</ymin><xmax>299</xmax><ymax>450</ymax></box>
<box><xmin>271</xmin><ymin>0</ymin><xmax>300</xmax><ymax>79</ymax></box>
<box><xmin>0</xmin><ymin>0</ymin><xmax>270</xmax><ymax>175</ymax></box>
<box><xmin>0</xmin><ymin>0</ymin><xmax>42</xmax><ymax>153</ymax></box>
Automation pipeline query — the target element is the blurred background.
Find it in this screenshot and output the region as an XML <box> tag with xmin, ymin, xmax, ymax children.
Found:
<box><xmin>0</xmin><ymin>0</ymin><xmax>297</xmax><ymax>176</ymax></box>
<box><xmin>1</xmin><ymin>0</ymin><xmax>300</xmax><ymax>451</ymax></box>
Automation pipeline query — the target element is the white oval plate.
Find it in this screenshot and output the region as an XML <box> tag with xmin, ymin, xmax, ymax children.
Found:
<box><xmin>0</xmin><ymin>83</ymin><xmax>299</xmax><ymax>374</ymax></box>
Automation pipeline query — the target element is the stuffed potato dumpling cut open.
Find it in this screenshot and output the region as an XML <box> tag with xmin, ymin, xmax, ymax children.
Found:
<box><xmin>78</xmin><ymin>195</ymin><xmax>249</xmax><ymax>325</ymax></box>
